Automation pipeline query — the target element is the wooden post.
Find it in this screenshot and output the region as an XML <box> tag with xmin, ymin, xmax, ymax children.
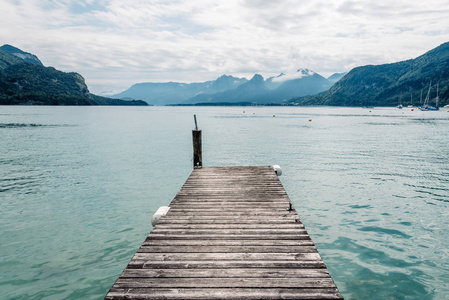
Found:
<box><xmin>192</xmin><ymin>115</ymin><xmax>202</xmax><ymax>168</ymax></box>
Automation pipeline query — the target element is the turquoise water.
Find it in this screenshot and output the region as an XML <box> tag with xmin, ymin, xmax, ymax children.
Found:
<box><xmin>1</xmin><ymin>106</ymin><xmax>448</xmax><ymax>299</ymax></box>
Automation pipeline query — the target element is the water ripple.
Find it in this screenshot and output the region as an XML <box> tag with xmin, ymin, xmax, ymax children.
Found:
<box><xmin>320</xmin><ymin>237</ymin><xmax>432</xmax><ymax>299</ymax></box>
<box><xmin>358</xmin><ymin>226</ymin><xmax>412</xmax><ymax>239</ymax></box>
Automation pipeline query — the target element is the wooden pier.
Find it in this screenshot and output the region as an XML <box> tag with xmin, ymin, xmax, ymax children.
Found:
<box><xmin>105</xmin><ymin>166</ymin><xmax>343</xmax><ymax>299</ymax></box>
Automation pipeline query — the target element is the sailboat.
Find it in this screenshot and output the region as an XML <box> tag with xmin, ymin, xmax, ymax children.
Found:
<box><xmin>419</xmin><ymin>81</ymin><xmax>439</xmax><ymax>111</ymax></box>
<box><xmin>397</xmin><ymin>93</ymin><xmax>403</xmax><ymax>109</ymax></box>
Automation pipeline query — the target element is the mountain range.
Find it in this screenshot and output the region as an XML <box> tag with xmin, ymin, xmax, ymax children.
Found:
<box><xmin>289</xmin><ymin>42</ymin><xmax>449</xmax><ymax>107</ymax></box>
<box><xmin>114</xmin><ymin>42</ymin><xmax>449</xmax><ymax>107</ymax></box>
<box><xmin>0</xmin><ymin>44</ymin><xmax>147</xmax><ymax>106</ymax></box>
<box><xmin>113</xmin><ymin>74</ymin><xmax>249</xmax><ymax>105</ymax></box>
<box><xmin>114</xmin><ymin>69</ymin><xmax>342</xmax><ymax>105</ymax></box>
<box><xmin>2</xmin><ymin>41</ymin><xmax>448</xmax><ymax>107</ymax></box>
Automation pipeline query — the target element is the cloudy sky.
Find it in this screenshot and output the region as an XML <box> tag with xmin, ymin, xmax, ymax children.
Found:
<box><xmin>2</xmin><ymin>0</ymin><xmax>449</xmax><ymax>95</ymax></box>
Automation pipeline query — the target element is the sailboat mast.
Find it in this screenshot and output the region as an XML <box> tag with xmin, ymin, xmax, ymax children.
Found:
<box><xmin>436</xmin><ymin>83</ymin><xmax>439</xmax><ymax>107</ymax></box>
<box><xmin>420</xmin><ymin>89</ymin><xmax>423</xmax><ymax>106</ymax></box>
<box><xmin>425</xmin><ymin>81</ymin><xmax>432</xmax><ymax>106</ymax></box>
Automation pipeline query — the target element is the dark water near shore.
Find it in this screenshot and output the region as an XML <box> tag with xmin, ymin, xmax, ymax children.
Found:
<box><xmin>1</xmin><ymin>106</ymin><xmax>448</xmax><ymax>299</ymax></box>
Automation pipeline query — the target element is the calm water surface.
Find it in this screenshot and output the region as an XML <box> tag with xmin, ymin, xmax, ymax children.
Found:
<box><xmin>1</xmin><ymin>106</ymin><xmax>448</xmax><ymax>299</ymax></box>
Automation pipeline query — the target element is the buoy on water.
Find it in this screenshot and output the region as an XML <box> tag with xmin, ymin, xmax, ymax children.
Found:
<box><xmin>151</xmin><ymin>206</ymin><xmax>170</xmax><ymax>226</ymax></box>
<box><xmin>243</xmin><ymin>111</ymin><xmax>245</xmax><ymax>113</ymax></box>
<box><xmin>272</xmin><ymin>165</ymin><xmax>282</xmax><ymax>176</ymax></box>
<box><xmin>309</xmin><ymin>119</ymin><xmax>312</xmax><ymax>122</ymax></box>
<box><xmin>273</xmin><ymin>115</ymin><xmax>275</xmax><ymax>117</ymax></box>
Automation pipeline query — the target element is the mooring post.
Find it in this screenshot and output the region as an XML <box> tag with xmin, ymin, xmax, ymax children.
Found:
<box><xmin>192</xmin><ymin>115</ymin><xmax>202</xmax><ymax>169</ymax></box>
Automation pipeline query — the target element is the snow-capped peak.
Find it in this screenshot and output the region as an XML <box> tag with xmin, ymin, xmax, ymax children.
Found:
<box><xmin>272</xmin><ymin>68</ymin><xmax>314</xmax><ymax>82</ymax></box>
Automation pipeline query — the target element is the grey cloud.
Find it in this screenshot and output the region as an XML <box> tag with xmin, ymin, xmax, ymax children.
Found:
<box><xmin>3</xmin><ymin>0</ymin><xmax>449</xmax><ymax>94</ymax></box>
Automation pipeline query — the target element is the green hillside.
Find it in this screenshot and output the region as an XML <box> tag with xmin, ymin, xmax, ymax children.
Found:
<box><xmin>290</xmin><ymin>42</ymin><xmax>449</xmax><ymax>107</ymax></box>
<box><xmin>0</xmin><ymin>48</ymin><xmax>147</xmax><ymax>106</ymax></box>
<box><xmin>0</xmin><ymin>49</ymin><xmax>24</xmax><ymax>70</ymax></box>
<box><xmin>0</xmin><ymin>61</ymin><xmax>95</xmax><ymax>105</ymax></box>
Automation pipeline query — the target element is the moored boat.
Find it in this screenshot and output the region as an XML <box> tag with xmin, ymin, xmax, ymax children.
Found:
<box><xmin>419</xmin><ymin>81</ymin><xmax>439</xmax><ymax>111</ymax></box>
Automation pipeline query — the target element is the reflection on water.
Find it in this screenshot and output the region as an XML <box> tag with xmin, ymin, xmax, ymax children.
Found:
<box><xmin>0</xmin><ymin>106</ymin><xmax>448</xmax><ymax>299</ymax></box>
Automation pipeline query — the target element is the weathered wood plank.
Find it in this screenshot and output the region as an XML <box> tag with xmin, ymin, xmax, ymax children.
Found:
<box><xmin>105</xmin><ymin>288</ymin><xmax>342</xmax><ymax>300</ymax></box>
<box><xmin>142</xmin><ymin>239</ymin><xmax>314</xmax><ymax>247</ymax></box>
<box><xmin>167</xmin><ymin>207</ymin><xmax>294</xmax><ymax>212</ymax></box>
<box><xmin>131</xmin><ymin>252</ymin><xmax>322</xmax><ymax>261</ymax></box>
<box><xmin>127</xmin><ymin>260</ymin><xmax>326</xmax><ymax>269</ymax></box>
<box><xmin>169</xmin><ymin>204</ymin><xmax>293</xmax><ymax>209</ymax></box>
<box><xmin>157</xmin><ymin>215</ymin><xmax>300</xmax><ymax>220</ymax></box>
<box><xmin>165</xmin><ymin>212</ymin><xmax>299</xmax><ymax>217</ymax></box>
<box><xmin>155</xmin><ymin>218</ymin><xmax>302</xmax><ymax>224</ymax></box>
<box><xmin>113</xmin><ymin>278</ymin><xmax>336</xmax><ymax>288</ymax></box>
<box><xmin>170</xmin><ymin>201</ymin><xmax>290</xmax><ymax>205</ymax></box>
<box><xmin>172</xmin><ymin>197</ymin><xmax>291</xmax><ymax>202</ymax></box>
<box><xmin>145</xmin><ymin>234</ymin><xmax>311</xmax><ymax>240</ymax></box>
<box><xmin>171</xmin><ymin>198</ymin><xmax>290</xmax><ymax>203</ymax></box>
<box><xmin>120</xmin><ymin>268</ymin><xmax>331</xmax><ymax>278</ymax></box>
<box><xmin>150</xmin><ymin>229</ymin><xmax>308</xmax><ymax>235</ymax></box>
<box><xmin>153</xmin><ymin>223</ymin><xmax>305</xmax><ymax>229</ymax></box>
<box><xmin>137</xmin><ymin>246</ymin><xmax>318</xmax><ymax>253</ymax></box>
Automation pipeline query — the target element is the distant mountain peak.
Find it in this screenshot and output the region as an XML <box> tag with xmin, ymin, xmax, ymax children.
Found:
<box><xmin>250</xmin><ymin>74</ymin><xmax>264</xmax><ymax>82</ymax></box>
<box><xmin>0</xmin><ymin>44</ymin><xmax>43</xmax><ymax>66</ymax></box>
<box><xmin>272</xmin><ymin>68</ymin><xmax>315</xmax><ymax>83</ymax></box>
<box><xmin>241</xmin><ymin>74</ymin><xmax>267</xmax><ymax>91</ymax></box>
<box><xmin>297</xmin><ymin>68</ymin><xmax>314</xmax><ymax>75</ymax></box>
<box><xmin>1</xmin><ymin>44</ymin><xmax>25</xmax><ymax>54</ymax></box>
<box><xmin>327</xmin><ymin>72</ymin><xmax>347</xmax><ymax>83</ymax></box>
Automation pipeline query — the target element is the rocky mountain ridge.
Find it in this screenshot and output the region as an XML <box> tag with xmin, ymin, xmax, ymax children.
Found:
<box><xmin>0</xmin><ymin>45</ymin><xmax>147</xmax><ymax>106</ymax></box>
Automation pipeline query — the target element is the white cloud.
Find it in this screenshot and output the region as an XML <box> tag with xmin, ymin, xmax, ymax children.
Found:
<box><xmin>272</xmin><ymin>69</ymin><xmax>315</xmax><ymax>82</ymax></box>
<box><xmin>1</xmin><ymin>0</ymin><xmax>449</xmax><ymax>94</ymax></box>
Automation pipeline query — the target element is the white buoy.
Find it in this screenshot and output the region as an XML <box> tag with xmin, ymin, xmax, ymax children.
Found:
<box><xmin>151</xmin><ymin>206</ymin><xmax>170</xmax><ymax>226</ymax></box>
<box><xmin>272</xmin><ymin>165</ymin><xmax>282</xmax><ymax>176</ymax></box>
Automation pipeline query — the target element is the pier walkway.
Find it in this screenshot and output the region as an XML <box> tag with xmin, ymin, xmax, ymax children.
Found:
<box><xmin>105</xmin><ymin>166</ymin><xmax>343</xmax><ymax>299</ymax></box>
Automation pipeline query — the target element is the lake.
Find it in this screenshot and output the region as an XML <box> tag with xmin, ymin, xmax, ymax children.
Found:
<box><xmin>1</xmin><ymin>105</ymin><xmax>449</xmax><ymax>299</ymax></box>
